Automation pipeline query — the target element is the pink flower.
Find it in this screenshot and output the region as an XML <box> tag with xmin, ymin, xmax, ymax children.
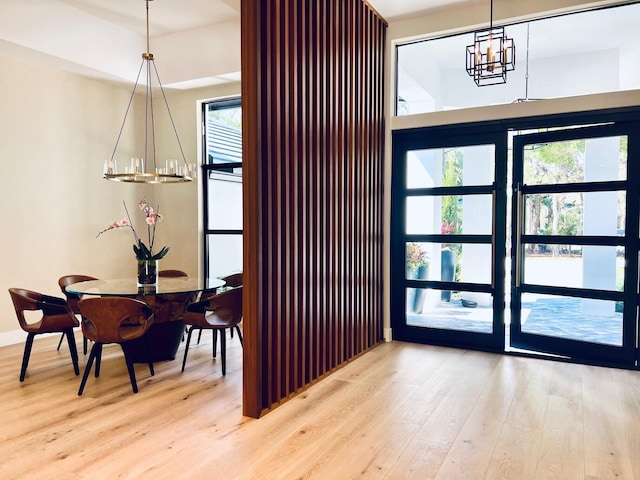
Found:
<box><xmin>97</xmin><ymin>199</ymin><xmax>169</xmax><ymax>260</ymax></box>
<box><xmin>146</xmin><ymin>213</ymin><xmax>162</xmax><ymax>225</ymax></box>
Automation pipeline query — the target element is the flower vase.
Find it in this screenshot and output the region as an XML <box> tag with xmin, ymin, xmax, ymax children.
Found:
<box><xmin>137</xmin><ymin>259</ymin><xmax>159</xmax><ymax>286</ymax></box>
<box><xmin>441</xmin><ymin>249</ymin><xmax>456</xmax><ymax>302</ymax></box>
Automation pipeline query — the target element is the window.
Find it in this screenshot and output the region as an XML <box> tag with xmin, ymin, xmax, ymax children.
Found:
<box><xmin>396</xmin><ymin>3</ymin><xmax>640</xmax><ymax>115</ymax></box>
<box><xmin>202</xmin><ymin>98</ymin><xmax>242</xmax><ymax>283</ymax></box>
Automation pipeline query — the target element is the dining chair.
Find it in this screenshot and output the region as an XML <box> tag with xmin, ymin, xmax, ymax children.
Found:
<box><xmin>181</xmin><ymin>286</ymin><xmax>243</xmax><ymax>375</ymax></box>
<box><xmin>77</xmin><ymin>297</ymin><xmax>155</xmax><ymax>395</ymax></box>
<box><xmin>8</xmin><ymin>288</ymin><xmax>80</xmax><ymax>382</ymax></box>
<box><xmin>220</xmin><ymin>272</ymin><xmax>242</xmax><ymax>288</ymax></box>
<box><xmin>58</xmin><ymin>274</ymin><xmax>98</xmax><ymax>355</ymax></box>
<box><xmin>217</xmin><ymin>272</ymin><xmax>243</xmax><ymax>341</ymax></box>
<box><xmin>158</xmin><ymin>269</ymin><xmax>189</xmax><ymax>278</ymax></box>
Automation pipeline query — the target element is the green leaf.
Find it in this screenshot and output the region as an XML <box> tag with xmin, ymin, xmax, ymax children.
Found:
<box><xmin>152</xmin><ymin>246</ymin><xmax>170</xmax><ymax>260</ymax></box>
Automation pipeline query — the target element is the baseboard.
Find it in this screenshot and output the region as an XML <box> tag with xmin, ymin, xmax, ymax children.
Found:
<box><xmin>0</xmin><ymin>329</ymin><xmax>27</xmax><ymax>348</ymax></box>
<box><xmin>383</xmin><ymin>327</ymin><xmax>392</xmax><ymax>342</ymax></box>
<box><xmin>0</xmin><ymin>328</ymin><xmax>81</xmax><ymax>348</ymax></box>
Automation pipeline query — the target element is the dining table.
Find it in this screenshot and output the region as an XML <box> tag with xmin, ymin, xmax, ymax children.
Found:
<box><xmin>66</xmin><ymin>276</ymin><xmax>225</xmax><ymax>362</ymax></box>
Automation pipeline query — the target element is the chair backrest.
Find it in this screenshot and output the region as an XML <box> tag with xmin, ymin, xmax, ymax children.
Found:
<box><xmin>187</xmin><ymin>285</ymin><xmax>243</xmax><ymax>327</ymax></box>
<box><xmin>220</xmin><ymin>272</ymin><xmax>243</xmax><ymax>288</ymax></box>
<box><xmin>58</xmin><ymin>275</ymin><xmax>98</xmax><ymax>313</ymax></box>
<box><xmin>77</xmin><ymin>297</ymin><xmax>154</xmax><ymax>344</ymax></box>
<box><xmin>8</xmin><ymin>288</ymin><xmax>78</xmax><ymax>332</ymax></box>
<box><xmin>158</xmin><ymin>270</ymin><xmax>189</xmax><ymax>278</ymax></box>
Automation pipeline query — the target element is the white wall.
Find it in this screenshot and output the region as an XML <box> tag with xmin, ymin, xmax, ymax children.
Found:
<box><xmin>0</xmin><ymin>51</ymin><xmax>240</xmax><ymax>342</ymax></box>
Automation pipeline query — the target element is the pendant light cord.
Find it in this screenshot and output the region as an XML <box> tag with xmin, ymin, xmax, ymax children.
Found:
<box><xmin>525</xmin><ymin>22</ymin><xmax>530</xmax><ymax>101</ymax></box>
<box><xmin>490</xmin><ymin>0</ymin><xmax>493</xmax><ymax>29</ymax></box>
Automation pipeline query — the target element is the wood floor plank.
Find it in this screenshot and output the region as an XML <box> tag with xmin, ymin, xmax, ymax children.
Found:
<box><xmin>582</xmin><ymin>366</ymin><xmax>640</xmax><ymax>480</ymax></box>
<box><xmin>484</xmin><ymin>358</ymin><xmax>552</xmax><ymax>479</ymax></box>
<box><xmin>1</xmin><ymin>335</ymin><xmax>640</xmax><ymax>479</ymax></box>
<box><xmin>535</xmin><ymin>361</ymin><xmax>586</xmax><ymax>479</ymax></box>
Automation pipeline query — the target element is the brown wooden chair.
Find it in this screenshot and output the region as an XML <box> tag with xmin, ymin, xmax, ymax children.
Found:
<box><xmin>181</xmin><ymin>286</ymin><xmax>243</xmax><ymax>375</ymax></box>
<box><xmin>217</xmin><ymin>272</ymin><xmax>243</xmax><ymax>341</ymax></box>
<box><xmin>8</xmin><ymin>288</ymin><xmax>80</xmax><ymax>382</ymax></box>
<box><xmin>158</xmin><ymin>269</ymin><xmax>189</xmax><ymax>278</ymax></box>
<box><xmin>58</xmin><ymin>274</ymin><xmax>98</xmax><ymax>354</ymax></box>
<box><xmin>77</xmin><ymin>297</ymin><xmax>155</xmax><ymax>395</ymax></box>
<box><xmin>220</xmin><ymin>272</ymin><xmax>242</xmax><ymax>288</ymax></box>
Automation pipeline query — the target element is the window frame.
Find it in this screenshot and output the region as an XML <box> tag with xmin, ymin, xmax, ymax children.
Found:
<box><xmin>202</xmin><ymin>97</ymin><xmax>243</xmax><ymax>283</ymax></box>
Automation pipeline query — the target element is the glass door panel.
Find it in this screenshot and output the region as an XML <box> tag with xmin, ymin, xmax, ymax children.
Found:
<box><xmin>521</xmin><ymin>293</ymin><xmax>623</xmax><ymax>346</ymax></box>
<box><xmin>522</xmin><ymin>245</ymin><xmax>624</xmax><ymax>291</ymax></box>
<box><xmin>392</xmin><ymin>131</ymin><xmax>506</xmax><ymax>352</ymax></box>
<box><xmin>407</xmin><ymin>289</ymin><xmax>494</xmax><ymax>334</ymax></box>
<box><xmin>522</xmin><ymin>136</ymin><xmax>626</xmax><ymax>185</ymax></box>
<box><xmin>406</xmin><ymin>195</ymin><xmax>494</xmax><ymax>235</ymax></box>
<box><xmin>406</xmin><ymin>144</ymin><xmax>496</xmax><ymax>188</ymax></box>
<box><xmin>511</xmin><ymin>125</ymin><xmax>635</xmax><ymax>366</ymax></box>
<box><xmin>523</xmin><ymin>191</ymin><xmax>626</xmax><ymax>236</ymax></box>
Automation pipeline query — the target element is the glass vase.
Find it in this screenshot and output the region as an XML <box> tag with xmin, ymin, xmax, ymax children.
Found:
<box><xmin>137</xmin><ymin>259</ymin><xmax>159</xmax><ymax>286</ymax></box>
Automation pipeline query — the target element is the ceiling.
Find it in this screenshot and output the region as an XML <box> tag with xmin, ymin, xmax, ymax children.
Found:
<box><xmin>0</xmin><ymin>0</ymin><xmax>468</xmax><ymax>89</ymax></box>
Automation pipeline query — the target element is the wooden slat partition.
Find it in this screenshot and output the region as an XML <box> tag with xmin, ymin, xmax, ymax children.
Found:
<box><xmin>241</xmin><ymin>0</ymin><xmax>386</xmax><ymax>418</ymax></box>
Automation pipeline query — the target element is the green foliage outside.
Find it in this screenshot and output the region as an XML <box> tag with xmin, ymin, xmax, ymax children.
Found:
<box><xmin>442</xmin><ymin>149</ymin><xmax>463</xmax><ymax>282</ymax></box>
<box><xmin>524</xmin><ymin>137</ymin><xmax>626</xmax><ymax>256</ymax></box>
<box><xmin>209</xmin><ymin>107</ymin><xmax>242</xmax><ymax>130</ymax></box>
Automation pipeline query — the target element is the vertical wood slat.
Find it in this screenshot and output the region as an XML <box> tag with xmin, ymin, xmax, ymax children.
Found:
<box><xmin>242</xmin><ymin>0</ymin><xmax>387</xmax><ymax>417</ymax></box>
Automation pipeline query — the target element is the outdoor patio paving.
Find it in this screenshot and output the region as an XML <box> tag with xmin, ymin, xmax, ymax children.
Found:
<box><xmin>407</xmin><ymin>295</ymin><xmax>623</xmax><ymax>346</ymax></box>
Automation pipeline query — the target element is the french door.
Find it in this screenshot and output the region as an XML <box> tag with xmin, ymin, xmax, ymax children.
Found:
<box><xmin>510</xmin><ymin>123</ymin><xmax>639</xmax><ymax>367</ymax></box>
<box><xmin>391</xmin><ymin>128</ymin><xmax>508</xmax><ymax>353</ymax></box>
<box><xmin>391</xmin><ymin>109</ymin><xmax>640</xmax><ymax>369</ymax></box>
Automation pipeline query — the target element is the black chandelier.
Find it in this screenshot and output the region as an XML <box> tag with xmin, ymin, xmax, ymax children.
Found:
<box><xmin>465</xmin><ymin>0</ymin><xmax>515</xmax><ymax>86</ymax></box>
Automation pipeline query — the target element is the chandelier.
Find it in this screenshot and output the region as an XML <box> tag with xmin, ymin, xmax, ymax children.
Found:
<box><xmin>465</xmin><ymin>0</ymin><xmax>515</xmax><ymax>87</ymax></box>
<box><xmin>104</xmin><ymin>0</ymin><xmax>194</xmax><ymax>183</ymax></box>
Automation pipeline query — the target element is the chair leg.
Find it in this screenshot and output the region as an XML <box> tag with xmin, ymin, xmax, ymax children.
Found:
<box><xmin>234</xmin><ymin>325</ymin><xmax>243</xmax><ymax>346</ymax></box>
<box><xmin>197</xmin><ymin>329</ymin><xmax>202</xmax><ymax>344</ymax></box>
<box><xmin>144</xmin><ymin>334</ymin><xmax>155</xmax><ymax>376</ymax></box>
<box><xmin>181</xmin><ymin>327</ymin><xmax>194</xmax><ymax>372</ymax></box>
<box><xmin>220</xmin><ymin>329</ymin><xmax>227</xmax><ymax>376</ymax></box>
<box><xmin>81</xmin><ymin>316</ymin><xmax>89</xmax><ymax>355</ymax></box>
<box><xmin>64</xmin><ymin>328</ymin><xmax>80</xmax><ymax>375</ymax></box>
<box><xmin>212</xmin><ymin>329</ymin><xmax>218</xmax><ymax>358</ymax></box>
<box><xmin>56</xmin><ymin>332</ymin><xmax>65</xmax><ymax>351</ymax></box>
<box><xmin>78</xmin><ymin>343</ymin><xmax>99</xmax><ymax>395</ymax></box>
<box><xmin>121</xmin><ymin>346</ymin><xmax>138</xmax><ymax>394</ymax></box>
<box><xmin>20</xmin><ymin>333</ymin><xmax>36</xmax><ymax>382</ymax></box>
<box><xmin>95</xmin><ymin>343</ymin><xmax>103</xmax><ymax>378</ymax></box>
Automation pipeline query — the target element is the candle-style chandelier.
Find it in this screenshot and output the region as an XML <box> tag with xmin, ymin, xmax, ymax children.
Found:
<box><xmin>465</xmin><ymin>0</ymin><xmax>516</xmax><ymax>86</ymax></box>
<box><xmin>104</xmin><ymin>0</ymin><xmax>195</xmax><ymax>183</ymax></box>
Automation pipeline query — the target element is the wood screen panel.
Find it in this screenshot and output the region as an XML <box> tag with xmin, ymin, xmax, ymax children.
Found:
<box><xmin>242</xmin><ymin>0</ymin><xmax>386</xmax><ymax>418</ymax></box>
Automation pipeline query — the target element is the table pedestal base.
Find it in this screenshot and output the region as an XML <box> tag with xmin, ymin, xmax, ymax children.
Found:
<box><xmin>122</xmin><ymin>321</ymin><xmax>186</xmax><ymax>363</ymax></box>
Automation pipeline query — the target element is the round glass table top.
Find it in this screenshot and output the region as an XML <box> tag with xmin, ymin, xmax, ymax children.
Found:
<box><xmin>66</xmin><ymin>276</ymin><xmax>225</xmax><ymax>297</ymax></box>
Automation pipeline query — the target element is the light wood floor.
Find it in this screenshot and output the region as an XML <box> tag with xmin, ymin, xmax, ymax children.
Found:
<box><xmin>1</xmin><ymin>331</ymin><xmax>639</xmax><ymax>479</ymax></box>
